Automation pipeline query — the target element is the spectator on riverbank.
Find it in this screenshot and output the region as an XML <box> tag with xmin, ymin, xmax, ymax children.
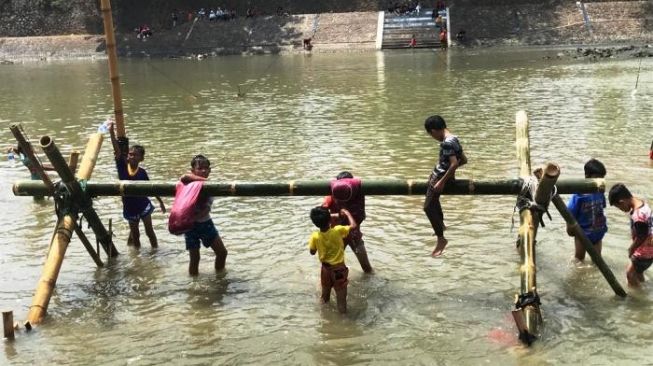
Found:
<box><xmin>303</xmin><ymin>37</ymin><xmax>313</xmax><ymax>50</ymax></box>
<box><xmin>435</xmin><ymin>14</ymin><xmax>443</xmax><ymax>29</ymax></box>
<box><xmin>209</xmin><ymin>10</ymin><xmax>216</xmax><ymax>21</ymax></box>
<box><xmin>439</xmin><ymin>27</ymin><xmax>447</xmax><ymax>49</ymax></box>
<box><xmin>171</xmin><ymin>11</ymin><xmax>178</xmax><ymax>27</ymax></box>
<box><xmin>135</xmin><ymin>24</ymin><xmax>152</xmax><ymax>39</ymax></box>
<box><xmin>456</xmin><ymin>29</ymin><xmax>466</xmax><ymax>44</ymax></box>
<box><xmin>409</xmin><ymin>34</ymin><xmax>417</xmax><ymax>48</ymax></box>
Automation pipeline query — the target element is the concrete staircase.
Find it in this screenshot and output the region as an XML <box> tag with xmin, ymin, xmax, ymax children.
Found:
<box><xmin>381</xmin><ymin>9</ymin><xmax>442</xmax><ymax>49</ymax></box>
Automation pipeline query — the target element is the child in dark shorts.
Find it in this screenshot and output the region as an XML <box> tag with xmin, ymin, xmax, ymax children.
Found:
<box><xmin>322</xmin><ymin>171</ymin><xmax>373</xmax><ymax>273</ymax></box>
<box><xmin>609</xmin><ymin>183</ymin><xmax>653</xmax><ymax>287</ymax></box>
<box><xmin>308</xmin><ymin>206</ymin><xmax>357</xmax><ymax>314</ymax></box>
<box><xmin>423</xmin><ymin>115</ymin><xmax>467</xmax><ymax>257</ymax></box>
<box><xmin>180</xmin><ymin>155</ymin><xmax>227</xmax><ymax>276</ymax></box>
<box><xmin>109</xmin><ymin>123</ymin><xmax>165</xmax><ymax>249</ymax></box>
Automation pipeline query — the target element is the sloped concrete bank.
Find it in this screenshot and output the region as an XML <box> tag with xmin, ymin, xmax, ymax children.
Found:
<box><xmin>0</xmin><ymin>12</ymin><xmax>379</xmax><ymax>62</ymax></box>
<box><xmin>1</xmin><ymin>1</ymin><xmax>652</xmax><ymax>62</ymax></box>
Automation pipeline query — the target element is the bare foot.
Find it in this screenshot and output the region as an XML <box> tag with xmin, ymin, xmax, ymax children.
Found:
<box><xmin>431</xmin><ymin>237</ymin><xmax>448</xmax><ymax>257</ymax></box>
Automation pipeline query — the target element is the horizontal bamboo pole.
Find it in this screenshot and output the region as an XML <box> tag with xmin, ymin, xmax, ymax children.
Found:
<box><xmin>551</xmin><ymin>195</ymin><xmax>627</xmax><ymax>297</ymax></box>
<box><xmin>12</xmin><ymin>178</ymin><xmax>605</xmax><ymax>197</ymax></box>
<box><xmin>68</xmin><ymin>151</ymin><xmax>80</xmax><ymax>174</ymax></box>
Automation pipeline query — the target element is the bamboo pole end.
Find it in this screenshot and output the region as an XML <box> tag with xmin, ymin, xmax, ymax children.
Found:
<box><xmin>542</xmin><ymin>163</ymin><xmax>561</xmax><ymax>179</ymax></box>
<box><xmin>516</xmin><ymin>110</ymin><xmax>529</xmax><ymax>125</ymax></box>
<box><xmin>3</xmin><ymin>311</ymin><xmax>15</xmax><ymax>340</ymax></box>
<box><xmin>40</xmin><ymin>136</ymin><xmax>53</xmax><ymax>149</ymax></box>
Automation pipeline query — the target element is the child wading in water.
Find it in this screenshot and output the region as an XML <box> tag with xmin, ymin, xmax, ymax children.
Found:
<box><xmin>566</xmin><ymin>159</ymin><xmax>608</xmax><ymax>262</ymax></box>
<box><xmin>609</xmin><ymin>183</ymin><xmax>653</xmax><ymax>287</ymax></box>
<box><xmin>181</xmin><ymin>155</ymin><xmax>228</xmax><ymax>276</ymax></box>
<box><xmin>109</xmin><ymin>123</ymin><xmax>165</xmax><ymax>248</ymax></box>
<box><xmin>308</xmin><ymin>206</ymin><xmax>357</xmax><ymax>313</ymax></box>
<box><xmin>423</xmin><ymin>115</ymin><xmax>466</xmax><ymax>257</ymax></box>
<box><xmin>322</xmin><ymin>171</ymin><xmax>373</xmax><ymax>273</ymax></box>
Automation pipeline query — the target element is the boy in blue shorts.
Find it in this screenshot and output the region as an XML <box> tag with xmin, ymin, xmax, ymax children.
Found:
<box><xmin>180</xmin><ymin>155</ymin><xmax>227</xmax><ymax>276</ymax></box>
<box><xmin>309</xmin><ymin>206</ymin><xmax>357</xmax><ymax>314</ymax></box>
<box><xmin>566</xmin><ymin>159</ymin><xmax>608</xmax><ymax>262</ymax></box>
<box><xmin>109</xmin><ymin>123</ymin><xmax>165</xmax><ymax>249</ymax></box>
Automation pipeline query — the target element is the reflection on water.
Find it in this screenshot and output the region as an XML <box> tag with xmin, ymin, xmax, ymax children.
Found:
<box><xmin>1</xmin><ymin>49</ymin><xmax>652</xmax><ymax>364</ymax></box>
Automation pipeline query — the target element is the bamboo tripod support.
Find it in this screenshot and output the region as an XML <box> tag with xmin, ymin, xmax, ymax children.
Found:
<box><xmin>26</xmin><ymin>135</ymin><xmax>115</xmax><ymax>326</ymax></box>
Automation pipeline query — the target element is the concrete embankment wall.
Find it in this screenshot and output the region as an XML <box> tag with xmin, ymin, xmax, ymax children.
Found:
<box><xmin>0</xmin><ymin>35</ymin><xmax>105</xmax><ymax>62</ymax></box>
<box><xmin>136</xmin><ymin>11</ymin><xmax>379</xmax><ymax>56</ymax></box>
<box><xmin>451</xmin><ymin>1</ymin><xmax>653</xmax><ymax>46</ymax></box>
<box><xmin>0</xmin><ymin>2</ymin><xmax>651</xmax><ymax>61</ymax></box>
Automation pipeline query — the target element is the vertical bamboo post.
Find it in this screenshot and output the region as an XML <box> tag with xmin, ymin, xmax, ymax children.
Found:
<box><xmin>100</xmin><ymin>0</ymin><xmax>126</xmax><ymax>138</ymax></box>
<box><xmin>551</xmin><ymin>195</ymin><xmax>627</xmax><ymax>297</ymax></box>
<box><xmin>10</xmin><ymin>124</ymin><xmax>54</xmax><ymax>191</ymax></box>
<box><xmin>514</xmin><ymin>110</ymin><xmax>541</xmax><ymax>345</ymax></box>
<box><xmin>76</xmin><ymin>134</ymin><xmax>103</xmax><ymax>181</ymax></box>
<box><xmin>3</xmin><ymin>311</ymin><xmax>14</xmax><ymax>340</ymax></box>
<box><xmin>515</xmin><ymin>111</ymin><xmax>531</xmax><ymax>178</ymax></box>
<box><xmin>68</xmin><ymin>150</ymin><xmax>80</xmax><ymax>174</ymax></box>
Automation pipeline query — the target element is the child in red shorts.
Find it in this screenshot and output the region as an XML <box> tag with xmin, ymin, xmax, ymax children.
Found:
<box><xmin>308</xmin><ymin>206</ymin><xmax>357</xmax><ymax>313</ymax></box>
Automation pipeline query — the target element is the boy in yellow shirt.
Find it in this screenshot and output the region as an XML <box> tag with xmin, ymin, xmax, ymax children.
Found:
<box><xmin>308</xmin><ymin>206</ymin><xmax>357</xmax><ymax>314</ymax></box>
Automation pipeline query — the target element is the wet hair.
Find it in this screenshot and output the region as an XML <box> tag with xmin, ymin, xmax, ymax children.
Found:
<box><xmin>130</xmin><ymin>145</ymin><xmax>145</xmax><ymax>157</ymax></box>
<box><xmin>310</xmin><ymin>206</ymin><xmax>331</xmax><ymax>228</ymax></box>
<box><xmin>608</xmin><ymin>183</ymin><xmax>632</xmax><ymax>206</ymax></box>
<box><xmin>191</xmin><ymin>154</ymin><xmax>210</xmax><ymax>168</ymax></box>
<box><xmin>584</xmin><ymin>158</ymin><xmax>606</xmax><ymax>178</ymax></box>
<box><xmin>424</xmin><ymin>115</ymin><xmax>446</xmax><ymax>132</ymax></box>
<box><xmin>336</xmin><ymin>171</ymin><xmax>353</xmax><ymax>180</ymax></box>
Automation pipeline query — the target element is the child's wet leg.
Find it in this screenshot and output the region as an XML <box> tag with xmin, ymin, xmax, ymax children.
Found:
<box><xmin>210</xmin><ymin>236</ymin><xmax>227</xmax><ymax>271</ymax></box>
<box><xmin>574</xmin><ymin>237</ymin><xmax>586</xmax><ymax>262</ymax></box>
<box><xmin>189</xmin><ymin>248</ymin><xmax>200</xmax><ymax>276</ymax></box>
<box><xmin>335</xmin><ymin>287</ymin><xmax>347</xmax><ymax>314</ymax></box>
<box><xmin>142</xmin><ymin>215</ymin><xmax>158</xmax><ymax>248</ymax></box>
<box><xmin>626</xmin><ymin>262</ymin><xmax>641</xmax><ymax>287</ymax></box>
<box><xmin>128</xmin><ymin>220</ymin><xmax>142</xmax><ymax>248</ymax></box>
<box><xmin>352</xmin><ymin>242</ymin><xmax>373</xmax><ymax>273</ymax></box>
